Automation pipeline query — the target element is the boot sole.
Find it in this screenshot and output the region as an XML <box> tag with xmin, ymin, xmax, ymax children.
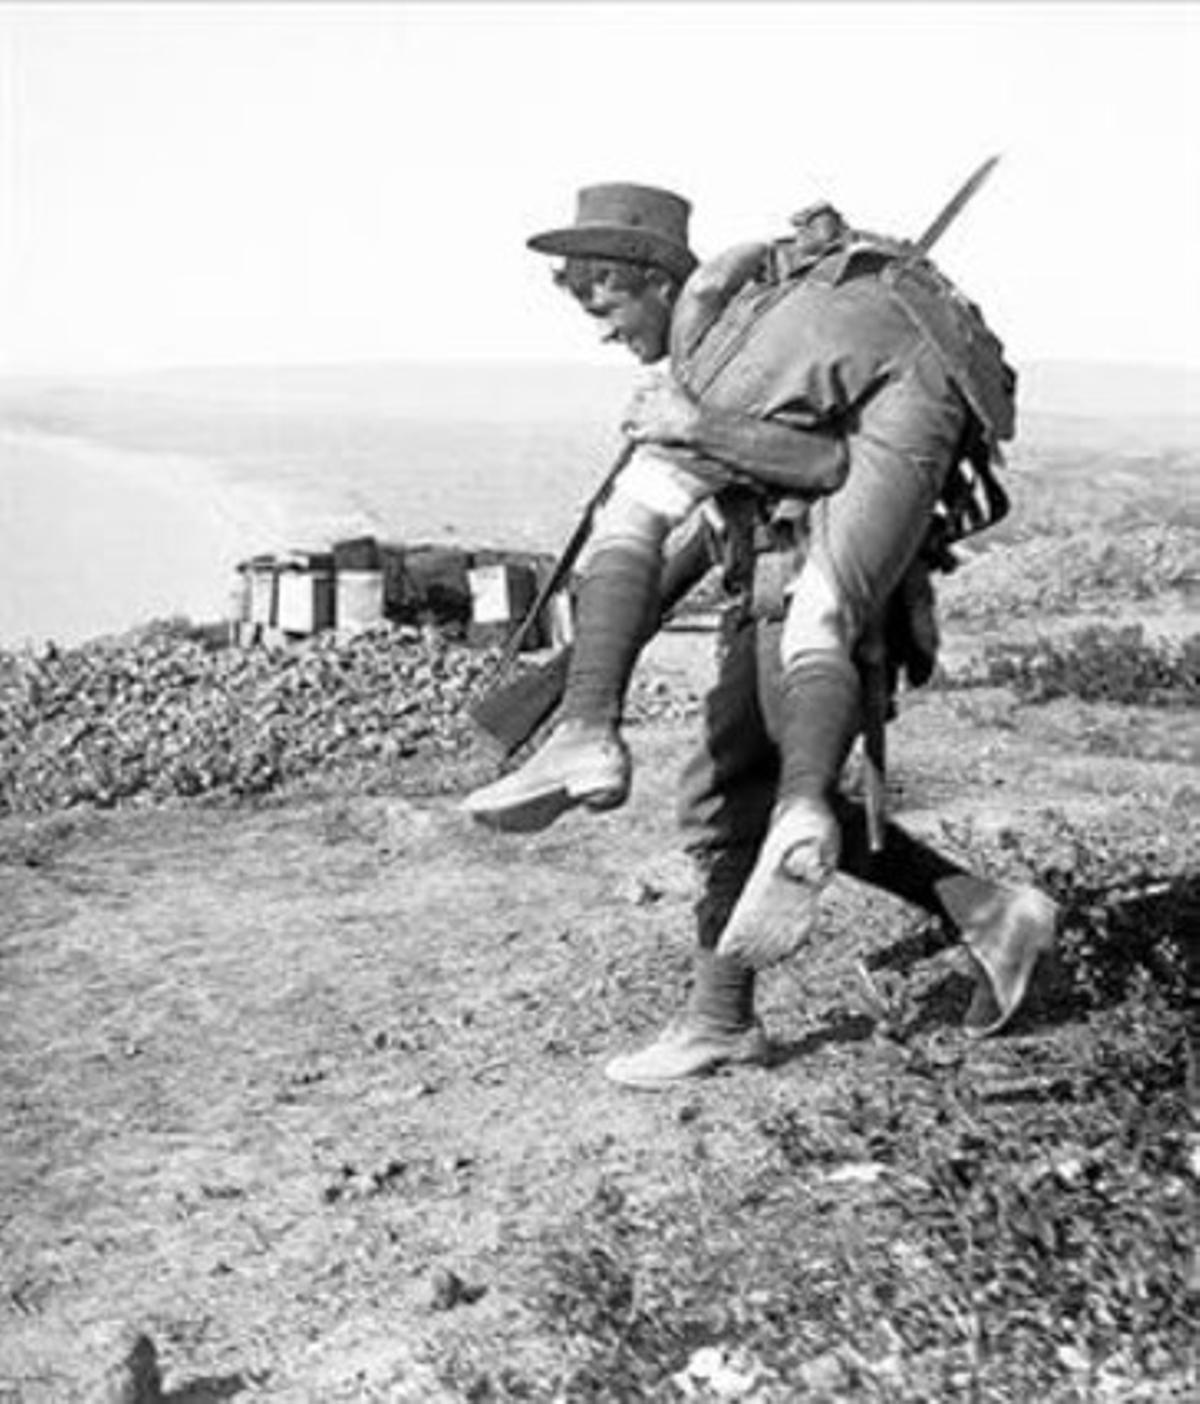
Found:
<box><xmin>715</xmin><ymin>808</ymin><xmax>837</xmax><ymax>969</ymax></box>
<box><xmin>464</xmin><ymin>775</ymin><xmax>629</xmax><ymax>834</ymax></box>
<box><xmin>963</xmin><ymin>947</ymin><xmax>1045</xmax><ymax>1038</ymax></box>
<box><xmin>715</xmin><ymin>866</ymin><xmax>825</xmax><ymax>968</ymax></box>
<box><xmin>950</xmin><ymin>887</ymin><xmax>1059</xmax><ymax>1038</ymax></box>
<box><xmin>604</xmin><ymin>1032</ymin><xmax>771</xmax><ymax>1090</ymax></box>
<box><xmin>962</xmin><ymin>926</ymin><xmax>1056</xmax><ymax>1038</ymax></box>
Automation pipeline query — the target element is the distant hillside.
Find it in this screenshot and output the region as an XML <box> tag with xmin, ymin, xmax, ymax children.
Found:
<box><xmin>1017</xmin><ymin>360</ymin><xmax>1200</xmax><ymax>421</ymax></box>
<box><xmin>0</xmin><ymin>360</ymin><xmax>631</xmax><ymax>429</ymax></box>
<box><xmin>2</xmin><ymin>358</ymin><xmax>1197</xmax><ymax>444</ymax></box>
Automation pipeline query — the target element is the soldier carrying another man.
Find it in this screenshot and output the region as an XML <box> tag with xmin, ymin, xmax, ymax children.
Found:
<box><xmin>465</xmin><ymin>181</ymin><xmax>1058</xmax><ymax>1089</ymax></box>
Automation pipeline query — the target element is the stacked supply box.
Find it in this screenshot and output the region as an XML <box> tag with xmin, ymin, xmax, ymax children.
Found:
<box><xmin>389</xmin><ymin>544</ymin><xmax>473</xmax><ymax>631</ymax></box>
<box><xmin>467</xmin><ymin>551</ymin><xmax>539</xmax><ymax>649</ymax></box>
<box><xmin>233</xmin><ymin>555</ymin><xmax>281</xmax><ymax>644</ymax></box>
<box><xmin>232</xmin><ymin>536</ymin><xmax>561</xmax><ymax>649</ymax></box>
<box><xmin>332</xmin><ymin>537</ymin><xmax>385</xmax><ymax>634</ymax></box>
<box><xmin>276</xmin><ymin>551</ymin><xmax>336</xmax><ymax>636</ymax></box>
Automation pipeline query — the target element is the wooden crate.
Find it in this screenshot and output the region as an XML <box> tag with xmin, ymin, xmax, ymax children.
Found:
<box><xmin>277</xmin><ymin>563</ymin><xmax>335</xmax><ymax>636</ymax></box>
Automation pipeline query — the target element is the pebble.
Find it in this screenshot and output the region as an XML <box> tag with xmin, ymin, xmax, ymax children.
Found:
<box><xmin>426</xmin><ymin>1266</ymin><xmax>485</xmax><ymax>1311</ymax></box>
<box><xmin>86</xmin><ymin>1330</ymin><xmax>162</xmax><ymax>1404</ymax></box>
<box><xmin>671</xmin><ymin>1345</ymin><xmax>771</xmax><ymax>1400</ymax></box>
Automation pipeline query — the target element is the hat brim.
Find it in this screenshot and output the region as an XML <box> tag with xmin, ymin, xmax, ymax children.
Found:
<box><xmin>527</xmin><ymin>224</ymin><xmax>697</xmax><ymax>282</ymax></box>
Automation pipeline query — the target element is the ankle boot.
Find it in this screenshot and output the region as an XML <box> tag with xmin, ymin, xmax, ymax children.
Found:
<box><xmin>715</xmin><ymin>797</ymin><xmax>840</xmax><ymax>967</ymax></box>
<box><xmin>935</xmin><ymin>875</ymin><xmax>1059</xmax><ymax>1036</ymax></box>
<box><xmin>716</xmin><ymin>654</ymin><xmax>859</xmax><ymax>968</ymax></box>
<box><xmin>604</xmin><ymin>1016</ymin><xmax>770</xmax><ymax>1089</ymax></box>
<box><xmin>462</xmin><ymin>720</ymin><xmax>630</xmax><ymax>832</ymax></box>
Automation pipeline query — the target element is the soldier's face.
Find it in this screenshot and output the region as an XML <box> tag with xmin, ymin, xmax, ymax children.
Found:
<box><xmin>582</xmin><ymin>282</ymin><xmax>673</xmax><ymax>364</ymax></box>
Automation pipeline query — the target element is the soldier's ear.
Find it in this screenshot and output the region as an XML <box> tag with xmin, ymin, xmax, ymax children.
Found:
<box><xmin>648</xmin><ymin>269</ymin><xmax>680</xmax><ymax>305</ymax></box>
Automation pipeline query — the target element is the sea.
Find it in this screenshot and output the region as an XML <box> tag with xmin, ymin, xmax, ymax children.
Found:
<box><xmin>1</xmin><ymin>358</ymin><xmax>1197</xmax><ymax>649</ymax></box>
<box><xmin>0</xmin><ymin>362</ymin><xmax>633</xmax><ymax>648</ymax></box>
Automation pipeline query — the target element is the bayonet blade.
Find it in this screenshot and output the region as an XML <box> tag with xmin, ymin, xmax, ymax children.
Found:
<box><xmin>916</xmin><ymin>154</ymin><xmax>1001</xmax><ymax>254</ymax></box>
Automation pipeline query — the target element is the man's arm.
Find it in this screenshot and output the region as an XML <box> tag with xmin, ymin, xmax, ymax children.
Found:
<box><xmin>622</xmin><ymin>372</ymin><xmax>848</xmax><ymax>496</ymax></box>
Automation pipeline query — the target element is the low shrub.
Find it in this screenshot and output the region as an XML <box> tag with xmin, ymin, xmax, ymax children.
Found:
<box><xmin>951</xmin><ymin>625</ymin><xmax>1199</xmax><ymax>706</ymax></box>
<box><xmin>939</xmin><ymin>524</ymin><xmax>1197</xmax><ymax>624</ymax></box>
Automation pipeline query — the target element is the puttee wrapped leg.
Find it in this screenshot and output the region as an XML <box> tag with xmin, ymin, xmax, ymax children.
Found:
<box><xmin>462</xmin><ymin>501</ymin><xmax>668</xmax><ymax>832</ymax></box>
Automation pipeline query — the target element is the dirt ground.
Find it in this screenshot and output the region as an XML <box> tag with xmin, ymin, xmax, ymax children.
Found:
<box><xmin>1</xmin><ymin>625</ymin><xmax>1196</xmax><ymax>1402</ymax></box>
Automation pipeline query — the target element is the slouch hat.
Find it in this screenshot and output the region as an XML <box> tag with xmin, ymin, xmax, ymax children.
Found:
<box><xmin>528</xmin><ymin>182</ymin><xmax>698</xmax><ymax>283</ymax></box>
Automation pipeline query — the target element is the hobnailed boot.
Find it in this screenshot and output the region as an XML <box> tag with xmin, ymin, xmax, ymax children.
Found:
<box><xmin>715</xmin><ymin>650</ymin><xmax>859</xmax><ymax>968</ymax></box>
<box><xmin>935</xmin><ymin>875</ymin><xmax>1059</xmax><ymax>1037</ymax></box>
<box><xmin>465</xmin><ymin>509</ymin><xmax>663</xmax><ymax>834</ymax></box>
<box><xmin>606</xmin><ymin>907</ymin><xmax>769</xmax><ymax>1090</ymax></box>
<box><xmin>714</xmin><ymin>797</ymin><xmax>841</xmax><ymax>968</ymax></box>
<box><xmin>603</xmin><ymin>1016</ymin><xmax>771</xmax><ymax>1089</ymax></box>
<box><xmin>461</xmin><ymin>720</ymin><xmax>631</xmax><ymax>833</ymax></box>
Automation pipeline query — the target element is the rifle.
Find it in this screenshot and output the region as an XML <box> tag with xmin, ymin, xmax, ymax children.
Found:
<box><xmin>493</xmin><ymin>438</ymin><xmax>636</xmax><ymax>676</ymax></box>
<box><xmin>466</xmin><ymin>439</ymin><xmax>634</xmax><ymax>759</ymax></box>
<box><xmin>470</xmin><ymin>157</ymin><xmax>1003</xmax><ymax>768</ymax></box>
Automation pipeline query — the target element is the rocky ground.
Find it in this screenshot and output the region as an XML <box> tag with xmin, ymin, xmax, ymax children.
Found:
<box><xmin>1</xmin><ymin>516</ymin><xmax>1197</xmax><ymax>1400</ymax></box>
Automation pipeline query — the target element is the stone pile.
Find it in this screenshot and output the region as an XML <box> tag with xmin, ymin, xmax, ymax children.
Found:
<box><xmin>0</xmin><ymin>622</ymin><xmax>500</xmax><ymax>815</ymax></box>
<box><xmin>0</xmin><ymin>621</ymin><xmax>699</xmax><ymax>816</ymax></box>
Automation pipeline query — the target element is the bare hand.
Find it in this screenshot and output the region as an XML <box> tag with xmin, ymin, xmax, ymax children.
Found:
<box><xmin>621</xmin><ymin>371</ymin><xmax>701</xmax><ymax>446</ymax></box>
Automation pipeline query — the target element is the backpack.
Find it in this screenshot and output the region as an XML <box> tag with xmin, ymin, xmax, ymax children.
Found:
<box><xmin>671</xmin><ymin>203</ymin><xmax>1018</xmax><ymax>566</ymax></box>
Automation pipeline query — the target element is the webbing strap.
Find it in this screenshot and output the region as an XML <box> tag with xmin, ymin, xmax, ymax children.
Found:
<box><xmin>677</xmin><ymin>279</ymin><xmax>800</xmax><ymax>399</ymax></box>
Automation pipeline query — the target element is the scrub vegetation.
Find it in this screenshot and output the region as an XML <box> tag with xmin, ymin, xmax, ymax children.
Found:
<box><xmin>953</xmin><ymin>624</ymin><xmax>1199</xmax><ymax>707</ymax></box>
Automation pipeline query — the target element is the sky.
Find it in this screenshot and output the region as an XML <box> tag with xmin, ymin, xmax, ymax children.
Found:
<box><xmin>1</xmin><ymin>1</ymin><xmax>1197</xmax><ymax>376</ymax></box>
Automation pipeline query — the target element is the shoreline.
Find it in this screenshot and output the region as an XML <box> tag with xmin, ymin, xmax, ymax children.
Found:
<box><xmin>0</xmin><ymin>426</ymin><xmax>311</xmax><ymax>649</ymax></box>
